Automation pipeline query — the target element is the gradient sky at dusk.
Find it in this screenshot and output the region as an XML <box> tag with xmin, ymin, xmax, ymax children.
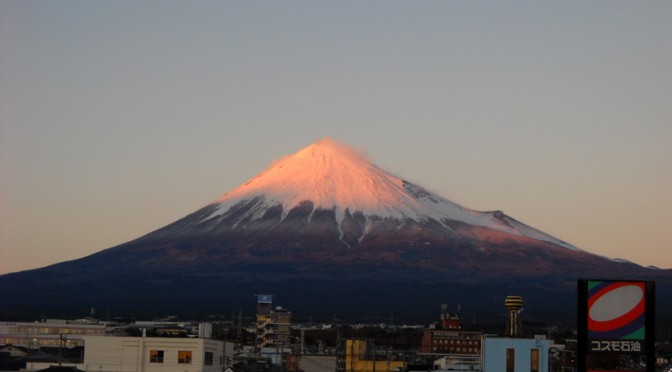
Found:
<box><xmin>1</xmin><ymin>1</ymin><xmax>671</xmax><ymax>275</ymax></box>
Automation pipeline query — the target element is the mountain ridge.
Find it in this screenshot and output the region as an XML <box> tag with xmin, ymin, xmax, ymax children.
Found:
<box><xmin>0</xmin><ymin>137</ymin><xmax>669</xmax><ymax>322</ymax></box>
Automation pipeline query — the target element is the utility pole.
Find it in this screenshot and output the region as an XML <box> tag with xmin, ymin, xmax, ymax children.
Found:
<box><xmin>300</xmin><ymin>328</ymin><xmax>305</xmax><ymax>354</ymax></box>
<box><xmin>58</xmin><ymin>334</ymin><xmax>64</xmax><ymax>366</ymax></box>
<box><xmin>236</xmin><ymin>309</ymin><xmax>242</xmax><ymax>342</ymax></box>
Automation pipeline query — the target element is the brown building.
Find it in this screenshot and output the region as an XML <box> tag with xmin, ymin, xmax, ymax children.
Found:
<box><xmin>418</xmin><ymin>306</ymin><xmax>482</xmax><ymax>356</ymax></box>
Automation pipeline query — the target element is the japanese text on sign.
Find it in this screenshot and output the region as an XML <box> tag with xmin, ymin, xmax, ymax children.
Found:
<box><xmin>590</xmin><ymin>340</ymin><xmax>643</xmax><ymax>353</ymax></box>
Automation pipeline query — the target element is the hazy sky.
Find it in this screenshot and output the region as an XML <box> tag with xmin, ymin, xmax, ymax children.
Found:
<box><xmin>1</xmin><ymin>1</ymin><xmax>670</xmax><ymax>275</ymax></box>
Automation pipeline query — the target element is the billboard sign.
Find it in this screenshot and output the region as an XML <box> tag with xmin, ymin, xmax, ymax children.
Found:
<box><xmin>257</xmin><ymin>294</ymin><xmax>273</xmax><ymax>304</ymax></box>
<box><xmin>578</xmin><ymin>279</ymin><xmax>655</xmax><ymax>372</ymax></box>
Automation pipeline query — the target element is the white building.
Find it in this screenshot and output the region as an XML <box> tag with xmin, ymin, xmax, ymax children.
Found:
<box><xmin>259</xmin><ymin>346</ymin><xmax>292</xmax><ymax>366</ymax></box>
<box><xmin>481</xmin><ymin>335</ymin><xmax>552</xmax><ymax>372</ymax></box>
<box><xmin>0</xmin><ymin>320</ymin><xmax>108</xmax><ymax>348</ymax></box>
<box><xmin>82</xmin><ymin>335</ymin><xmax>232</xmax><ymax>372</ymax></box>
<box><xmin>433</xmin><ymin>355</ymin><xmax>482</xmax><ymax>371</ymax></box>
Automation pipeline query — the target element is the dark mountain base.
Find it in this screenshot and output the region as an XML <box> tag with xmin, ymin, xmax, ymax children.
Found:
<box><xmin>2</xmin><ymin>266</ymin><xmax>670</xmax><ymax>329</ymax></box>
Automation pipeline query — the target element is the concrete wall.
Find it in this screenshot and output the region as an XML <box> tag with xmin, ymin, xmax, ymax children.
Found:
<box><xmin>297</xmin><ymin>355</ymin><xmax>337</xmax><ymax>372</ymax></box>
<box><xmin>82</xmin><ymin>336</ymin><xmax>228</xmax><ymax>372</ymax></box>
<box><xmin>482</xmin><ymin>336</ymin><xmax>552</xmax><ymax>372</ymax></box>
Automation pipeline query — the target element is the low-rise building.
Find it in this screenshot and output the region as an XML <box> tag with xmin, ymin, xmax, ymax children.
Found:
<box><xmin>418</xmin><ymin>305</ymin><xmax>482</xmax><ymax>370</ymax></box>
<box><xmin>82</xmin><ymin>335</ymin><xmax>232</xmax><ymax>372</ymax></box>
<box><xmin>1</xmin><ymin>320</ymin><xmax>234</xmax><ymax>372</ymax></box>
<box><xmin>0</xmin><ymin>344</ymin><xmax>29</xmax><ymax>357</ymax></box>
<box><xmin>481</xmin><ymin>335</ymin><xmax>552</xmax><ymax>372</ymax></box>
<box><xmin>344</xmin><ymin>340</ymin><xmax>406</xmax><ymax>372</ymax></box>
<box><xmin>0</xmin><ymin>320</ymin><xmax>108</xmax><ymax>349</ymax></box>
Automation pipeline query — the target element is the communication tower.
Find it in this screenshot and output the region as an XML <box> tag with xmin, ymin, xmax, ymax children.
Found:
<box><xmin>504</xmin><ymin>295</ymin><xmax>524</xmax><ymax>337</ymax></box>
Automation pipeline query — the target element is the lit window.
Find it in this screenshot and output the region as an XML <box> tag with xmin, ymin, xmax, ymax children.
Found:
<box><xmin>178</xmin><ymin>351</ymin><xmax>192</xmax><ymax>364</ymax></box>
<box><xmin>150</xmin><ymin>350</ymin><xmax>164</xmax><ymax>363</ymax></box>
<box><xmin>506</xmin><ymin>348</ymin><xmax>515</xmax><ymax>372</ymax></box>
<box><xmin>531</xmin><ymin>349</ymin><xmax>539</xmax><ymax>372</ymax></box>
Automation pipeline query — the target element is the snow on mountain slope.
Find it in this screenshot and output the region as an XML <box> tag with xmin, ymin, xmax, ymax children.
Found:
<box><xmin>203</xmin><ymin>137</ymin><xmax>579</xmax><ymax>251</ymax></box>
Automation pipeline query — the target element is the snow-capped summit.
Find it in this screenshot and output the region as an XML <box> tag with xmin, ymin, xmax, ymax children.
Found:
<box><xmin>204</xmin><ymin>137</ymin><xmax>577</xmax><ymax>251</ymax></box>
<box><xmin>209</xmin><ymin>137</ymin><xmax>422</xmax><ymax>221</ymax></box>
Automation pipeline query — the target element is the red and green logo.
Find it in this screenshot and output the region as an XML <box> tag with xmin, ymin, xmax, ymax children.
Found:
<box><xmin>587</xmin><ymin>280</ymin><xmax>645</xmax><ymax>340</ymax></box>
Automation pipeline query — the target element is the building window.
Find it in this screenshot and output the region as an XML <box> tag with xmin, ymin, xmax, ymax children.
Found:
<box><xmin>178</xmin><ymin>351</ymin><xmax>192</xmax><ymax>364</ymax></box>
<box><xmin>150</xmin><ymin>350</ymin><xmax>164</xmax><ymax>363</ymax></box>
<box><xmin>204</xmin><ymin>351</ymin><xmax>213</xmax><ymax>366</ymax></box>
<box><xmin>530</xmin><ymin>349</ymin><xmax>539</xmax><ymax>372</ymax></box>
<box><xmin>506</xmin><ymin>348</ymin><xmax>515</xmax><ymax>372</ymax></box>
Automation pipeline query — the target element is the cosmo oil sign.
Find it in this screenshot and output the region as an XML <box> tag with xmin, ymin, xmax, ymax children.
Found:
<box><xmin>577</xmin><ymin>279</ymin><xmax>655</xmax><ymax>372</ymax></box>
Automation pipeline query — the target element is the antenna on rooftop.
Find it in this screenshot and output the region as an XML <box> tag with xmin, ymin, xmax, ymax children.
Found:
<box><xmin>236</xmin><ymin>309</ymin><xmax>242</xmax><ymax>342</ymax></box>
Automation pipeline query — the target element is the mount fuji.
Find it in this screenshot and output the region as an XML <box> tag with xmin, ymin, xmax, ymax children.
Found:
<box><xmin>1</xmin><ymin>138</ymin><xmax>669</xmax><ymax>322</ymax></box>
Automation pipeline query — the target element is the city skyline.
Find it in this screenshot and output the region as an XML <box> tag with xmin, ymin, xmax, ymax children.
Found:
<box><xmin>1</xmin><ymin>1</ymin><xmax>671</xmax><ymax>275</ymax></box>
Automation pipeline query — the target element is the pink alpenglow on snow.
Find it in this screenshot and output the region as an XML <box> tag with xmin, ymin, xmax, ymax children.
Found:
<box><xmin>206</xmin><ymin>137</ymin><xmax>578</xmax><ymax>251</ymax></box>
